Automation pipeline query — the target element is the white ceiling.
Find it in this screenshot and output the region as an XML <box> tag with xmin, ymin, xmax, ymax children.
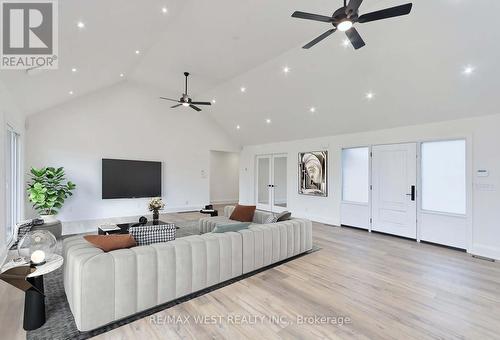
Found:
<box><xmin>1</xmin><ymin>0</ymin><xmax>499</xmax><ymax>145</ymax></box>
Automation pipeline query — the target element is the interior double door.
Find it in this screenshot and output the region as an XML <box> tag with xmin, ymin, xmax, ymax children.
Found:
<box><xmin>256</xmin><ymin>154</ymin><xmax>287</xmax><ymax>212</ymax></box>
<box><xmin>371</xmin><ymin>143</ymin><xmax>417</xmax><ymax>239</ymax></box>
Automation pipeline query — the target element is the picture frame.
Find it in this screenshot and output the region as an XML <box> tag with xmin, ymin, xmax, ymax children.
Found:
<box><xmin>298</xmin><ymin>151</ymin><xmax>328</xmax><ymax>197</ymax></box>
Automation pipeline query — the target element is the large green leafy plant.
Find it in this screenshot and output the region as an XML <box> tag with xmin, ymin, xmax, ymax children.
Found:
<box><xmin>27</xmin><ymin>167</ymin><xmax>76</xmax><ymax>215</ymax></box>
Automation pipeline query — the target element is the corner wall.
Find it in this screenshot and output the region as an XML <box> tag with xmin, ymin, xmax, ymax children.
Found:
<box><xmin>25</xmin><ymin>82</ymin><xmax>240</xmax><ymax>223</ymax></box>
<box><xmin>239</xmin><ymin>114</ymin><xmax>500</xmax><ymax>260</ymax></box>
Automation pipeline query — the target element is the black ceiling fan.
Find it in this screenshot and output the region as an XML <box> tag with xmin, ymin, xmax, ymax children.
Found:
<box><xmin>160</xmin><ymin>72</ymin><xmax>211</xmax><ymax>112</ymax></box>
<box><xmin>291</xmin><ymin>0</ymin><xmax>413</xmax><ymax>50</ymax></box>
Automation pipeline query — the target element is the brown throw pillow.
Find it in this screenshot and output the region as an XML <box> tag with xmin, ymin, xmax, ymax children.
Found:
<box><xmin>84</xmin><ymin>234</ymin><xmax>137</xmax><ymax>252</ymax></box>
<box><xmin>229</xmin><ymin>204</ymin><xmax>256</xmax><ymax>222</ymax></box>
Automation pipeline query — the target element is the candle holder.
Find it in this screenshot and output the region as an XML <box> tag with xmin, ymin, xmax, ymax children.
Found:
<box><xmin>17</xmin><ymin>230</ymin><xmax>57</xmax><ymax>265</ymax></box>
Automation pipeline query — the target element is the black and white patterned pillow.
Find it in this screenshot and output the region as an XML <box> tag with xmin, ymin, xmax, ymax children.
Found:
<box><xmin>129</xmin><ymin>224</ymin><xmax>176</xmax><ymax>246</ymax></box>
<box><xmin>264</xmin><ymin>214</ymin><xmax>278</xmax><ymax>224</ymax></box>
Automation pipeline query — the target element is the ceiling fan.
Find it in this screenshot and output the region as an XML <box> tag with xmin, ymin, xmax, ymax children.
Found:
<box><xmin>160</xmin><ymin>72</ymin><xmax>211</xmax><ymax>112</ymax></box>
<box><xmin>291</xmin><ymin>0</ymin><xmax>413</xmax><ymax>50</ymax></box>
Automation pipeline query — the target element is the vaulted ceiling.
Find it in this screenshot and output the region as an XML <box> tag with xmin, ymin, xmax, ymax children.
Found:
<box><xmin>1</xmin><ymin>0</ymin><xmax>499</xmax><ymax>145</ymax></box>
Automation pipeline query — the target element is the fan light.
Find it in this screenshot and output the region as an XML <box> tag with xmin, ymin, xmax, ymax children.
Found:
<box><xmin>337</xmin><ymin>20</ymin><xmax>353</xmax><ymax>32</ymax></box>
<box><xmin>182</xmin><ymin>103</ymin><xmax>189</xmax><ymax>107</ymax></box>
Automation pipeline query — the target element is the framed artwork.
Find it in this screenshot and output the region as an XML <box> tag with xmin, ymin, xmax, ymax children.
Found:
<box><xmin>298</xmin><ymin>151</ymin><xmax>328</xmax><ymax>197</ymax></box>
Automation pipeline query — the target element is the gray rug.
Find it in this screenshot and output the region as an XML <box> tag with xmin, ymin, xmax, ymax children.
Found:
<box><xmin>27</xmin><ymin>221</ymin><xmax>320</xmax><ymax>340</ymax></box>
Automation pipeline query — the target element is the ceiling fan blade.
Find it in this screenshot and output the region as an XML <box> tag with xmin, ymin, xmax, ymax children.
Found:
<box><xmin>346</xmin><ymin>0</ymin><xmax>364</xmax><ymax>16</ymax></box>
<box><xmin>171</xmin><ymin>104</ymin><xmax>182</xmax><ymax>108</ymax></box>
<box><xmin>358</xmin><ymin>3</ymin><xmax>413</xmax><ymax>23</ymax></box>
<box><xmin>345</xmin><ymin>27</ymin><xmax>365</xmax><ymax>49</ymax></box>
<box><xmin>302</xmin><ymin>29</ymin><xmax>336</xmax><ymax>49</ymax></box>
<box><xmin>291</xmin><ymin>11</ymin><xmax>332</xmax><ymax>23</ymax></box>
<box><xmin>190</xmin><ymin>101</ymin><xmax>211</xmax><ymax>106</ymax></box>
<box><xmin>160</xmin><ymin>97</ymin><xmax>180</xmax><ymax>103</ymax></box>
<box><xmin>190</xmin><ymin>105</ymin><xmax>202</xmax><ymax>112</ymax></box>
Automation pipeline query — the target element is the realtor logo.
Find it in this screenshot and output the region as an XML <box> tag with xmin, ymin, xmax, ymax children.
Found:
<box><xmin>1</xmin><ymin>0</ymin><xmax>58</xmax><ymax>69</ymax></box>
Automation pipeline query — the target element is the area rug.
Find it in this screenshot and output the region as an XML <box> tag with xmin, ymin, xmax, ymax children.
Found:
<box><xmin>27</xmin><ymin>223</ymin><xmax>320</xmax><ymax>340</ymax></box>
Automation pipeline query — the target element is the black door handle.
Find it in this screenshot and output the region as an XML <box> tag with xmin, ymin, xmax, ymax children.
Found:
<box><xmin>406</xmin><ymin>185</ymin><xmax>416</xmax><ymax>201</ymax></box>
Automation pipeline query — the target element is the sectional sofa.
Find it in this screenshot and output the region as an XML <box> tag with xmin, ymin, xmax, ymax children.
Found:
<box><xmin>63</xmin><ymin>207</ymin><xmax>312</xmax><ymax>331</ymax></box>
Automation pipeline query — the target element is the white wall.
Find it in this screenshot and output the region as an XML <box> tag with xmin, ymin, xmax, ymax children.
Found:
<box><xmin>209</xmin><ymin>151</ymin><xmax>239</xmax><ymax>204</ymax></box>
<box><xmin>240</xmin><ymin>114</ymin><xmax>500</xmax><ymax>260</ymax></box>
<box><xmin>0</xmin><ymin>81</ymin><xmax>25</xmax><ymax>263</ymax></box>
<box><xmin>25</xmin><ymin>82</ymin><xmax>239</xmax><ymax>223</ymax></box>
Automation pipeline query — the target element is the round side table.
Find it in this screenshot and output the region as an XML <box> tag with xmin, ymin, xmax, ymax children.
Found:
<box><xmin>1</xmin><ymin>254</ymin><xmax>64</xmax><ymax>331</ymax></box>
<box><xmin>23</xmin><ymin>255</ymin><xmax>63</xmax><ymax>330</ymax></box>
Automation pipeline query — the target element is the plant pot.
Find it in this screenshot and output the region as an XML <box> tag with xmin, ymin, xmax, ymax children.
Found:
<box><xmin>40</xmin><ymin>214</ymin><xmax>58</xmax><ymax>224</ymax></box>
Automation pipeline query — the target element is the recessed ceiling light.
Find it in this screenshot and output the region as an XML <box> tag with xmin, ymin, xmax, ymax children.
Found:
<box><xmin>212</xmin><ymin>99</ymin><xmax>216</xmax><ymax>104</ymax></box>
<box><xmin>337</xmin><ymin>20</ymin><xmax>353</xmax><ymax>32</ymax></box>
<box><xmin>77</xmin><ymin>21</ymin><xmax>85</xmax><ymax>29</ymax></box>
<box><xmin>342</xmin><ymin>39</ymin><xmax>350</xmax><ymax>47</ymax></box>
<box><xmin>161</xmin><ymin>7</ymin><xmax>168</xmax><ymax>14</ymax></box>
<box><xmin>236</xmin><ymin>125</ymin><xmax>240</xmax><ymax>130</ymax></box>
<box><xmin>119</xmin><ymin>73</ymin><xmax>125</xmax><ymax>78</ymax></box>
<box><xmin>283</xmin><ymin>66</ymin><xmax>290</xmax><ymax>74</ymax></box>
<box><xmin>463</xmin><ymin>65</ymin><xmax>475</xmax><ymax>75</ymax></box>
<box><xmin>266</xmin><ymin>118</ymin><xmax>271</xmax><ymax>124</ymax></box>
<box><xmin>310</xmin><ymin>107</ymin><xmax>316</xmax><ymax>113</ymax></box>
<box><xmin>366</xmin><ymin>92</ymin><xmax>374</xmax><ymax>100</ymax></box>
<box><xmin>240</xmin><ymin>87</ymin><xmax>246</xmax><ymax>93</ymax></box>
<box><xmin>71</xmin><ymin>68</ymin><xmax>77</xmax><ymax>73</ymax></box>
<box><xmin>135</xmin><ymin>50</ymin><xmax>140</xmax><ymax>55</ymax></box>
<box><xmin>69</xmin><ymin>90</ymin><xmax>74</xmax><ymax>95</ymax></box>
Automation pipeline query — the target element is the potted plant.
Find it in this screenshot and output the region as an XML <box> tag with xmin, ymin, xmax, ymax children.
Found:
<box><xmin>27</xmin><ymin>167</ymin><xmax>76</xmax><ymax>223</ymax></box>
<box><xmin>148</xmin><ymin>197</ymin><xmax>165</xmax><ymax>222</ymax></box>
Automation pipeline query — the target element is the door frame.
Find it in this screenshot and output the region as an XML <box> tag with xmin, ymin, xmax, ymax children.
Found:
<box><xmin>371</xmin><ymin>142</ymin><xmax>418</xmax><ymax>239</ymax></box>
<box><xmin>340</xmin><ymin>136</ymin><xmax>472</xmax><ymax>250</ymax></box>
<box><xmin>254</xmin><ymin>153</ymin><xmax>288</xmax><ymax>212</ymax></box>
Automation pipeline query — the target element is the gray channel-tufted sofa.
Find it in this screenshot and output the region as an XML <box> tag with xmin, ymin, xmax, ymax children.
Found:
<box><xmin>63</xmin><ymin>207</ymin><xmax>312</xmax><ymax>331</ymax></box>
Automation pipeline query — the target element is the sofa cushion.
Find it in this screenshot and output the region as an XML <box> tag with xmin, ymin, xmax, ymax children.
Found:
<box><xmin>230</xmin><ymin>204</ymin><xmax>256</xmax><ymax>222</ymax></box>
<box><xmin>83</xmin><ymin>235</ymin><xmax>136</xmax><ymax>252</ymax></box>
<box><xmin>212</xmin><ymin>222</ymin><xmax>252</xmax><ymax>233</ymax></box>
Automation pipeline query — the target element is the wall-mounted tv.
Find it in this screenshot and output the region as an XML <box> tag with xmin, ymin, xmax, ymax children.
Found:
<box><xmin>102</xmin><ymin>159</ymin><xmax>162</xmax><ymax>199</ymax></box>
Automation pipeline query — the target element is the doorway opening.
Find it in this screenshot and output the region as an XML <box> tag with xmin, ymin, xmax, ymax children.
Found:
<box><xmin>209</xmin><ymin>151</ymin><xmax>239</xmax><ymax>205</ymax></box>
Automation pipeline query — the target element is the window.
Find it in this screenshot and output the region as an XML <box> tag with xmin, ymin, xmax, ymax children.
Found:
<box><xmin>342</xmin><ymin>147</ymin><xmax>369</xmax><ymax>203</ymax></box>
<box><xmin>421</xmin><ymin>140</ymin><xmax>466</xmax><ymax>215</ymax></box>
<box><xmin>5</xmin><ymin>126</ymin><xmax>21</xmax><ymax>245</ymax></box>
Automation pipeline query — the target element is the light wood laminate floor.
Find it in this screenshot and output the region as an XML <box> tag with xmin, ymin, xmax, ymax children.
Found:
<box><xmin>1</xmin><ymin>208</ymin><xmax>499</xmax><ymax>339</ymax></box>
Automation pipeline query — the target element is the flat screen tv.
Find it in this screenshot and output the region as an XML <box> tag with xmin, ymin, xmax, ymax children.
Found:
<box><xmin>102</xmin><ymin>159</ymin><xmax>161</xmax><ymax>199</ymax></box>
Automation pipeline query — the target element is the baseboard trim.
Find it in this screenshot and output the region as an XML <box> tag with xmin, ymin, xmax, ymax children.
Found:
<box><xmin>209</xmin><ymin>200</ymin><xmax>238</xmax><ymax>205</ymax></box>
<box><xmin>469</xmin><ymin>244</ymin><xmax>500</xmax><ymax>261</ymax></box>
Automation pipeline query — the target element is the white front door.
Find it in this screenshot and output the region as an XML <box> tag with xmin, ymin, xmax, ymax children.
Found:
<box><xmin>255</xmin><ymin>154</ymin><xmax>288</xmax><ymax>212</ymax></box>
<box><xmin>371</xmin><ymin>143</ymin><xmax>417</xmax><ymax>238</ymax></box>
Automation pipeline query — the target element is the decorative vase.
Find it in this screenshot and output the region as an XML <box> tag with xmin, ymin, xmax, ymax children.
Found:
<box><xmin>153</xmin><ymin>209</ymin><xmax>159</xmax><ymax>222</ymax></box>
<box><xmin>40</xmin><ymin>214</ymin><xmax>58</xmax><ymax>224</ymax></box>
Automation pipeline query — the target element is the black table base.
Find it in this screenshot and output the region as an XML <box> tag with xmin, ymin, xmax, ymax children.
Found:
<box><xmin>24</xmin><ymin>276</ymin><xmax>45</xmax><ymax>330</ymax></box>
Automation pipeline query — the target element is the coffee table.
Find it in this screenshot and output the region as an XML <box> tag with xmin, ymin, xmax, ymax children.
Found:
<box><xmin>98</xmin><ymin>220</ymin><xmax>173</xmax><ymax>235</ymax></box>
